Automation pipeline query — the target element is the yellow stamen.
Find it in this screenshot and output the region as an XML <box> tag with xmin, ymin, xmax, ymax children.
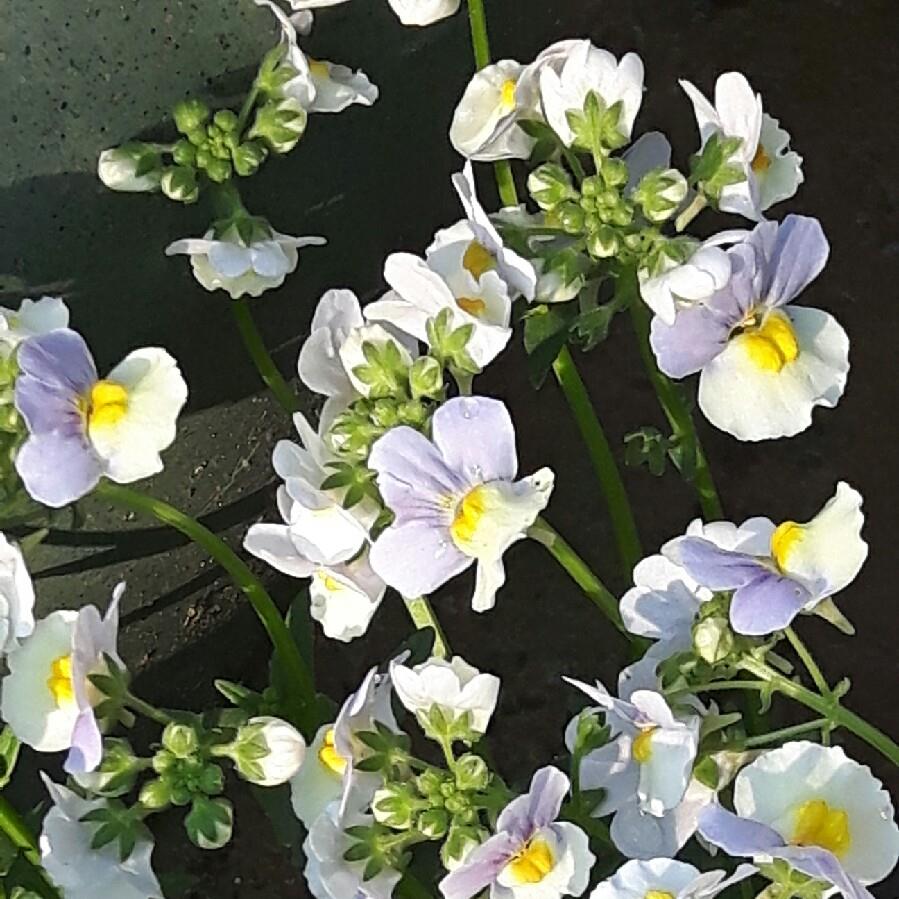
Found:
<box><xmin>632</xmin><ymin>727</ymin><xmax>656</xmax><ymax>763</ymax></box>
<box><xmin>738</xmin><ymin>310</ymin><xmax>800</xmax><ymax>372</ymax></box>
<box><xmin>462</xmin><ymin>241</ymin><xmax>496</xmax><ymax>280</ymax></box>
<box><xmin>499</xmin><ymin>78</ymin><xmax>517</xmax><ymax>110</ymax></box>
<box><xmin>751</xmin><ymin>144</ymin><xmax>772</xmax><ymax>173</ymax></box>
<box><xmin>791</xmin><ymin>799</ymin><xmax>851</xmax><ymax>857</ymax></box>
<box><xmin>450</xmin><ymin>486</ymin><xmax>487</xmax><ymax>546</ymax></box>
<box><xmin>645</xmin><ymin>893</ymin><xmax>675</xmax><ymax>899</ymax></box>
<box><xmin>456</xmin><ymin>296</ymin><xmax>487</xmax><ymax>318</ymax></box>
<box><xmin>771</xmin><ymin>520</ymin><xmax>804</xmax><ymax>570</ymax></box>
<box><xmin>87</xmin><ymin>380</ymin><xmax>129</xmax><ymax>429</ymax></box>
<box><xmin>47</xmin><ymin>654</ymin><xmax>75</xmax><ymax>706</ymax></box>
<box><xmin>318</xmin><ymin>728</ymin><xmax>347</xmax><ymax>776</ymax></box>
<box><xmin>507</xmin><ymin>838</ymin><xmax>554</xmax><ymax>884</ymax></box>
<box><xmin>308</xmin><ymin>59</ymin><xmax>329</xmax><ymax>78</ymax></box>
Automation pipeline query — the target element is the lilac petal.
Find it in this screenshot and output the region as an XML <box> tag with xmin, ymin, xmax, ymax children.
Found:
<box><xmin>697</xmin><ymin>804</ymin><xmax>784</xmax><ymax>856</ymax></box>
<box><xmin>763</xmin><ymin>215</ymin><xmax>830</xmax><ymax>308</ymax></box>
<box><xmin>14</xmin><ymin>374</ymin><xmax>83</xmax><ymax>437</ymax></box>
<box><xmin>431</xmin><ymin>397</ymin><xmax>517</xmax><ymax>485</ymax></box>
<box><xmin>498</xmin><ymin>766</ymin><xmax>569</xmax><ymax>842</ymax></box>
<box><xmin>649</xmin><ymin>305</ymin><xmax>730</xmax><ymax>378</ymax></box>
<box><xmin>369</xmin><ymin>520</ymin><xmax>470</xmax><ymax>597</ymax></box>
<box><xmin>17</xmin><ymin>330</ymin><xmax>97</xmax><ymax>397</ymax></box>
<box><xmin>730</xmin><ymin>572</ymin><xmax>811</xmax><ymax>635</ymax></box>
<box><xmin>438</xmin><ymin>831</ymin><xmax>519</xmax><ymax>899</ymax></box>
<box><xmin>369</xmin><ymin>426</ymin><xmax>465</xmax><ymax>513</ymax></box>
<box><xmin>15</xmin><ymin>431</ymin><xmax>103</xmax><ymax>508</ymax></box>
<box><xmin>774</xmin><ymin>846</ymin><xmax>873</xmax><ymax>899</ymax></box>
<box><xmin>663</xmin><ymin>537</ymin><xmax>768</xmax><ymax>591</ymax></box>
<box><xmin>64</xmin><ymin>707</ymin><xmax>102</xmax><ymax>774</ymax></box>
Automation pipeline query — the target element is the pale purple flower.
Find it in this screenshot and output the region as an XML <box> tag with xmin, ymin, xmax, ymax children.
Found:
<box><xmin>439</xmin><ymin>766</ymin><xmax>593</xmax><ymax>899</ymax></box>
<box><xmin>368</xmin><ymin>396</ymin><xmax>554</xmax><ymax>612</ymax></box>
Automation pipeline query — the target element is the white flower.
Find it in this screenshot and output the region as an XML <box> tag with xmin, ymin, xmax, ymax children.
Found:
<box><xmin>0</xmin><ymin>296</ymin><xmax>69</xmax><ymax>350</ymax></box>
<box><xmin>237</xmin><ymin>716</ymin><xmax>306</xmax><ymax>787</ymax></box>
<box><xmin>165</xmin><ymin>225</ymin><xmax>326</xmax><ymax>299</ymax></box>
<box><xmin>1</xmin><ymin>595</ymin><xmax>122</xmax><ymax>773</ymax></box>
<box><xmin>309</xmin><ymin>552</ymin><xmax>386</xmax><ymax>642</ymax></box>
<box><xmin>387</xmin><ymin>0</ymin><xmax>459</xmax><ymax>27</ymax></box>
<box><xmin>338</xmin><ymin>321</ymin><xmax>417</xmax><ymax>397</ymax></box>
<box><xmin>680</xmin><ymin>71</ymin><xmax>803</xmax><ymax>221</ymax></box>
<box><xmin>449</xmin><ymin>60</ymin><xmax>534</xmax><ymax>161</ymax></box>
<box><xmin>365</xmin><ymin>250</ymin><xmax>512</xmax><ymax>370</ymax></box>
<box><xmin>0</xmin><ymin>533</ymin><xmax>35</xmax><ymax>656</ymax></box>
<box><xmin>539</xmin><ymin>40</ymin><xmax>644</xmax><ymax>147</ymax></box>
<box><xmin>390</xmin><ymin>655</ymin><xmax>500</xmax><ymax>734</ymax></box>
<box><xmin>305</xmin><ymin>58</ymin><xmax>378</xmax><ymax>112</ymax></box>
<box><xmin>97</xmin><ymin>146</ymin><xmax>161</xmax><ymax>193</ymax></box>
<box><xmin>590</xmin><ymin>858</ymin><xmax>755</xmax><ymax>899</ymax></box>
<box><xmin>290</xmin><ymin>723</ymin><xmax>345</xmax><ymax>828</ymax></box>
<box><xmin>40</xmin><ymin>776</ymin><xmax>162</xmax><ymax>899</ymax></box>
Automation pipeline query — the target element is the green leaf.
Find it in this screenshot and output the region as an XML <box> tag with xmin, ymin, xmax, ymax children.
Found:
<box><xmin>692</xmin><ymin>755</ymin><xmax>721</xmax><ymax>790</ymax></box>
<box><xmin>0</xmin><ymin>729</ymin><xmax>20</xmax><ymax>790</ymax></box>
<box><xmin>624</xmin><ymin>426</ymin><xmax>669</xmax><ymax>476</ymax></box>
<box><xmin>522</xmin><ymin>303</ymin><xmax>578</xmax><ymax>388</ymax></box>
<box><xmin>573</xmin><ymin>302</ymin><xmax>617</xmax><ymax>352</ymax></box>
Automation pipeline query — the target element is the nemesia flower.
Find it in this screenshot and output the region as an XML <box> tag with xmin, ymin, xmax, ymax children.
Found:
<box><xmin>663</xmin><ymin>482</ymin><xmax>867</xmax><ymax>636</ymax></box>
<box><xmin>0</xmin><ymin>532</ymin><xmax>35</xmax><ymax>656</ymax></box>
<box><xmin>14</xmin><ymin>330</ymin><xmax>187</xmax><ymax>508</ymax></box>
<box><xmin>449</xmin><ymin>60</ymin><xmax>535</xmax><ymax>161</ymax></box>
<box><xmin>1</xmin><ymin>591</ymin><xmax>122</xmax><ymax>773</ymax></box>
<box><xmin>308</xmin><ymin>553</ymin><xmax>386</xmax><ymax>642</ymax></box>
<box><xmin>368</xmin><ymin>396</ymin><xmax>554</xmax><ymax>611</ymax></box>
<box><xmin>236</xmin><ymin>716</ymin><xmax>306</xmax><ymax>787</ymax></box>
<box><xmin>680</xmin><ymin>71</ymin><xmax>803</xmax><ymax>221</ymax></box>
<box><xmin>590</xmin><ymin>858</ymin><xmax>756</xmax><ymax>899</ymax></box>
<box><xmin>290</xmin><ymin>722</ymin><xmax>346</xmax><ymax>828</ymax></box>
<box><xmin>0</xmin><ymin>296</ymin><xmax>69</xmax><ymax>350</ymax></box>
<box><xmin>439</xmin><ymin>766</ymin><xmax>594</xmax><ymax>899</ymax></box>
<box><xmin>650</xmin><ymin>215</ymin><xmax>848</xmax><ymax>441</ymax></box>
<box><xmin>698</xmin><ymin>741</ymin><xmax>899</xmax><ymax>899</ymax></box>
<box><xmin>40</xmin><ymin>776</ymin><xmax>163</xmax><ymax>899</ymax></box>
<box><xmin>305</xmin><ymin>801</ymin><xmax>402</xmax><ymax>899</ymax></box>
<box><xmin>388</xmin><ymin>0</ymin><xmax>459</xmax><ymax>26</ymax></box>
<box><xmin>539</xmin><ymin>40</ymin><xmax>644</xmax><ymax>147</ymax></box>
<box><xmin>165</xmin><ymin>225</ymin><xmax>325</xmax><ymax>299</ymax></box>
<box><xmin>389</xmin><ymin>654</ymin><xmax>500</xmax><ymax>734</ymax></box>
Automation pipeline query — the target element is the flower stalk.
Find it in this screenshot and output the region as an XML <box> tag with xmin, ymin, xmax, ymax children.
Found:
<box><xmin>403</xmin><ymin>595</ymin><xmax>450</xmax><ymax>659</ymax></box>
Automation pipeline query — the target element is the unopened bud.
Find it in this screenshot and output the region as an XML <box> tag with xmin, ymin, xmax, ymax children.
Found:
<box><xmin>160</xmin><ymin>166</ymin><xmax>199</xmax><ymax>204</ymax></box>
<box><xmin>248</xmin><ymin>98</ymin><xmax>308</xmax><ymax>154</ymax></box>
<box><xmin>527</xmin><ymin>163</ymin><xmax>577</xmax><ymax>211</ymax></box>
<box><xmin>693</xmin><ymin>615</ymin><xmax>735</xmax><ymax>665</ymax></box>
<box><xmin>173</xmin><ymin>98</ymin><xmax>210</xmax><ymax>135</ymax></box>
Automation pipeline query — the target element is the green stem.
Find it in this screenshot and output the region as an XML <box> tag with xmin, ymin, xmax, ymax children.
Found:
<box><xmin>95</xmin><ymin>481</ymin><xmax>316</xmax><ymax>733</ymax></box>
<box><xmin>0</xmin><ymin>796</ymin><xmax>61</xmax><ymax>898</ymax></box>
<box><xmin>403</xmin><ymin>595</ymin><xmax>450</xmax><ymax>659</ymax></box>
<box><xmin>742</xmin><ymin>718</ymin><xmax>831</xmax><ymax>749</ymax></box>
<box><xmin>551</xmin><ymin>345</ymin><xmax>642</xmax><ymax>575</ymax></box>
<box><xmin>628</xmin><ymin>294</ymin><xmax>723</xmax><ymax>520</ymax></box>
<box><xmin>784</xmin><ymin>626</ymin><xmax>831</xmax><ymax>698</ymax></box>
<box><xmin>124</xmin><ymin>691</ymin><xmax>174</xmax><ymax>727</ymax></box>
<box><xmin>237</xmin><ymin>84</ymin><xmax>261</xmax><ymax>135</ymax></box>
<box><xmin>231</xmin><ymin>298</ymin><xmax>301</xmax><ymax>414</ymax></box>
<box><xmin>528</xmin><ymin>516</ymin><xmax>630</xmax><ymax>639</ymax></box>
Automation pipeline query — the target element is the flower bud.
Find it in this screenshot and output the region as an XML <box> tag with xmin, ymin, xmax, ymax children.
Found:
<box><xmin>232</xmin><ymin>140</ymin><xmax>269</xmax><ymax>177</ymax></box>
<box><xmin>453</xmin><ymin>753</ymin><xmax>490</xmax><ymax>792</ymax></box>
<box><xmin>162</xmin><ymin>722</ymin><xmax>200</xmax><ymax>759</ymax></box>
<box><xmin>173</xmin><ymin>98</ymin><xmax>210</xmax><ymax>135</ymax></box>
<box><xmin>139</xmin><ymin>777</ymin><xmax>172</xmax><ymax>810</ymax></box>
<box><xmin>232</xmin><ymin>716</ymin><xmax>306</xmax><ymax>787</ymax></box>
<box><xmin>417</xmin><ymin>808</ymin><xmax>449</xmax><ymax>840</ymax></box>
<box><xmin>586</xmin><ymin>225</ymin><xmax>619</xmax><ymax>259</ymax></box>
<box><xmin>416</xmin><ymin>768</ymin><xmax>448</xmax><ymax>798</ymax></box>
<box><xmin>441</xmin><ymin>824</ymin><xmax>485</xmax><ymax>871</ymax></box>
<box><xmin>72</xmin><ymin>737</ymin><xmax>141</xmax><ymax>798</ymax></box>
<box><xmin>634</xmin><ymin>167</ymin><xmax>689</xmax><ymax>223</ymax></box>
<box><xmin>160</xmin><ymin>166</ymin><xmax>199</xmax><ymax>204</ymax></box>
<box><xmin>248</xmin><ymin>98</ymin><xmax>308</xmax><ymax>154</ymax></box>
<box><xmin>693</xmin><ymin>616</ymin><xmax>735</xmax><ymax>665</ymax></box>
<box><xmin>97</xmin><ymin>144</ymin><xmax>162</xmax><ymax>193</ymax></box>
<box><xmin>557</xmin><ymin>202</ymin><xmax>586</xmax><ymax>235</ymax></box>
<box><xmin>204</xmin><ymin>158</ymin><xmax>233</xmax><ymax>184</ymax></box>
<box><xmin>372</xmin><ymin>783</ymin><xmax>417</xmax><ymax>830</ymax></box>
<box><xmin>408</xmin><ymin>355</ymin><xmax>444</xmax><ymax>400</ymax></box>
<box><xmin>600</xmin><ymin>156</ymin><xmax>628</xmax><ymax>188</ymax></box>
<box><xmin>213</xmin><ymin>109</ymin><xmax>239</xmax><ymax>133</ymax></box>
<box><xmin>527</xmin><ymin>163</ymin><xmax>578</xmax><ymax>211</ymax></box>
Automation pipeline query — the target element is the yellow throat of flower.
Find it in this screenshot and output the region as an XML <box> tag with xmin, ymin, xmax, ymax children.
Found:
<box><xmin>770</xmin><ymin>520</ymin><xmax>804</xmax><ymax>570</ymax></box>
<box><xmin>499</xmin><ymin>78</ymin><xmax>517</xmax><ymax>111</ymax></box>
<box><xmin>456</xmin><ymin>296</ymin><xmax>487</xmax><ymax>318</ymax></box>
<box><xmin>318</xmin><ymin>570</ymin><xmax>342</xmax><ymax>593</ymax></box>
<box><xmin>318</xmin><ymin>728</ymin><xmax>347</xmax><ymax>776</ymax></box>
<box><xmin>632</xmin><ymin>727</ymin><xmax>656</xmax><ymax>763</ymax></box>
<box><xmin>791</xmin><ymin>799</ymin><xmax>851</xmax><ymax>857</ymax></box>
<box><xmin>736</xmin><ymin>310</ymin><xmax>800</xmax><ymax>372</ymax></box>
<box><xmin>644</xmin><ymin>892</ymin><xmax>676</xmax><ymax>899</ymax></box>
<box><xmin>507</xmin><ymin>838</ymin><xmax>554</xmax><ymax>884</ymax></box>
<box><xmin>47</xmin><ymin>654</ymin><xmax>75</xmax><ymax>706</ymax></box>
<box><xmin>462</xmin><ymin>241</ymin><xmax>496</xmax><ymax>280</ymax></box>
<box><xmin>450</xmin><ymin>485</ymin><xmax>488</xmax><ymax>547</ymax></box>
<box><xmin>86</xmin><ymin>380</ymin><xmax>129</xmax><ymax>429</ymax></box>
<box><xmin>751</xmin><ymin>144</ymin><xmax>772</xmax><ymax>173</ymax></box>
<box><xmin>308</xmin><ymin>59</ymin><xmax>329</xmax><ymax>79</ymax></box>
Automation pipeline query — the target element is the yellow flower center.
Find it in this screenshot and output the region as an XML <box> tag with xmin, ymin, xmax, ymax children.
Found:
<box><xmin>499</xmin><ymin>78</ymin><xmax>517</xmax><ymax>110</ymax></box>
<box><xmin>308</xmin><ymin>59</ymin><xmax>330</xmax><ymax>78</ymax></box>
<box><xmin>507</xmin><ymin>838</ymin><xmax>554</xmax><ymax>884</ymax></box>
<box><xmin>318</xmin><ymin>728</ymin><xmax>347</xmax><ymax>776</ymax></box>
<box><xmin>47</xmin><ymin>654</ymin><xmax>75</xmax><ymax>706</ymax></box>
<box><xmin>86</xmin><ymin>380</ymin><xmax>129</xmax><ymax>429</ymax></box>
<box><xmin>450</xmin><ymin>485</ymin><xmax>488</xmax><ymax>546</ymax></box>
<box><xmin>632</xmin><ymin>727</ymin><xmax>656</xmax><ymax>763</ymax></box>
<box><xmin>751</xmin><ymin>144</ymin><xmax>772</xmax><ymax>173</ymax></box>
<box><xmin>791</xmin><ymin>799</ymin><xmax>851</xmax><ymax>857</ymax></box>
<box><xmin>736</xmin><ymin>310</ymin><xmax>800</xmax><ymax>372</ymax></box>
<box><xmin>771</xmin><ymin>520</ymin><xmax>804</xmax><ymax>571</ymax></box>
<box><xmin>645</xmin><ymin>893</ymin><xmax>675</xmax><ymax>899</ymax></box>
<box><xmin>462</xmin><ymin>241</ymin><xmax>496</xmax><ymax>280</ymax></box>
<box><xmin>318</xmin><ymin>570</ymin><xmax>342</xmax><ymax>593</ymax></box>
<box><xmin>456</xmin><ymin>296</ymin><xmax>487</xmax><ymax>318</ymax></box>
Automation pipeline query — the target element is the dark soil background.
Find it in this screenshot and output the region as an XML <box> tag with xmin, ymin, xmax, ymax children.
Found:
<box><xmin>1</xmin><ymin>0</ymin><xmax>897</xmax><ymax>896</ymax></box>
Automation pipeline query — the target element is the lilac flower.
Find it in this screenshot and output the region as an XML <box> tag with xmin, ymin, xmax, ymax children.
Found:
<box><xmin>368</xmin><ymin>396</ymin><xmax>554</xmax><ymax>611</ymax></box>
<box><xmin>439</xmin><ymin>766</ymin><xmax>594</xmax><ymax>899</ymax></box>
<box><xmin>14</xmin><ymin>329</ymin><xmax>187</xmax><ymax>508</ymax></box>
<box><xmin>650</xmin><ymin>215</ymin><xmax>848</xmax><ymax>441</ymax></box>
<box><xmin>663</xmin><ymin>482</ymin><xmax>867</xmax><ymax>636</ymax></box>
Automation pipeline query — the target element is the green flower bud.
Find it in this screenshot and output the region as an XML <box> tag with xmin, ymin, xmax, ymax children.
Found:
<box><xmin>444</xmin><ymin>792</ymin><xmax>470</xmax><ymax>816</ymax></box>
<box><xmin>417</xmin><ymin>808</ymin><xmax>449</xmax><ymax>840</ymax></box>
<box><xmin>204</xmin><ymin>157</ymin><xmax>233</xmax><ymax>183</ymax></box>
<box><xmin>248</xmin><ymin>98</ymin><xmax>308</xmax><ymax>154</ymax></box>
<box><xmin>557</xmin><ymin>202</ymin><xmax>586</xmax><ymax>235</ymax></box>
<box><xmin>213</xmin><ymin>109</ymin><xmax>239</xmax><ymax>133</ymax></box>
<box><xmin>601</xmin><ymin>156</ymin><xmax>628</xmax><ymax>188</ymax></box>
<box><xmin>171</xmin><ymin>139</ymin><xmax>196</xmax><ymax>167</ymax></box>
<box><xmin>139</xmin><ymin>777</ymin><xmax>172</xmax><ymax>810</ymax></box>
<box><xmin>232</xmin><ymin>140</ymin><xmax>269</xmax><ymax>177</ymax></box>
<box><xmin>580</xmin><ymin>175</ymin><xmax>602</xmax><ymax>198</ymax></box>
<box><xmin>162</xmin><ymin>722</ymin><xmax>200</xmax><ymax>759</ymax></box>
<box><xmin>160</xmin><ymin>166</ymin><xmax>199</xmax><ymax>204</ymax></box>
<box><xmin>527</xmin><ymin>163</ymin><xmax>578</xmax><ymax>211</ymax></box>
<box><xmin>73</xmin><ymin>738</ymin><xmax>142</xmax><ymax>798</ymax></box>
<box><xmin>186</xmin><ymin>127</ymin><xmax>208</xmax><ymax>147</ymax></box>
<box><xmin>634</xmin><ymin>167</ymin><xmax>689</xmax><ymax>224</ymax></box>
<box><xmin>454</xmin><ymin>754</ymin><xmax>489</xmax><ymax>793</ymax></box>
<box><xmin>441</xmin><ymin>824</ymin><xmax>485</xmax><ymax>870</ymax></box>
<box><xmin>173</xmin><ymin>98</ymin><xmax>210</xmax><ymax>135</ymax></box>
<box><xmin>408</xmin><ymin>355</ymin><xmax>444</xmax><ymax>400</ymax></box>
<box><xmin>693</xmin><ymin>615</ymin><xmax>735</xmax><ymax>665</ymax></box>
<box><xmin>185</xmin><ymin>796</ymin><xmax>233</xmax><ymax>850</ymax></box>
<box><xmin>416</xmin><ymin>768</ymin><xmax>447</xmax><ymax>798</ymax></box>
<box><xmin>586</xmin><ymin>225</ymin><xmax>619</xmax><ymax>259</ymax></box>
<box><xmin>372</xmin><ymin>784</ymin><xmax>417</xmax><ymax>830</ymax></box>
